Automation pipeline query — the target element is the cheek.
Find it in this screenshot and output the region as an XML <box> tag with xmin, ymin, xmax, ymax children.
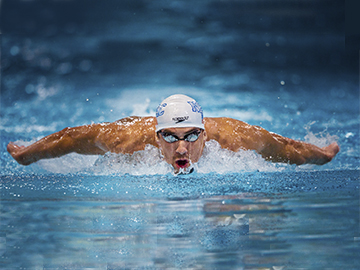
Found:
<box><xmin>159</xmin><ymin>144</ymin><xmax>175</xmax><ymax>159</ymax></box>
<box><xmin>189</xmin><ymin>141</ymin><xmax>204</xmax><ymax>162</ymax></box>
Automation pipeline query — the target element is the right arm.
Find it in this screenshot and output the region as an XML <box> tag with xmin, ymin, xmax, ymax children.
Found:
<box><xmin>7</xmin><ymin>116</ymin><xmax>157</xmax><ymax>165</ymax></box>
<box><xmin>8</xmin><ymin>124</ymin><xmax>108</xmax><ymax>165</ymax></box>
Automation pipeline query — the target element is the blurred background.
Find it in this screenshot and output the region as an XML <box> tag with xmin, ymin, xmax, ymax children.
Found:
<box><xmin>2</xmin><ymin>0</ymin><xmax>357</xmax><ymax>97</ymax></box>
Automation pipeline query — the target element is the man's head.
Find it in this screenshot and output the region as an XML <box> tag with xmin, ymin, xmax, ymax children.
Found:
<box><xmin>155</xmin><ymin>94</ymin><xmax>207</xmax><ymax>173</ymax></box>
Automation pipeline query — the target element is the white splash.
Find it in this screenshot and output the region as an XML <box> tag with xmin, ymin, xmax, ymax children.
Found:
<box><xmin>31</xmin><ymin>141</ymin><xmax>284</xmax><ymax>175</ymax></box>
<box><xmin>194</xmin><ymin>140</ymin><xmax>283</xmax><ymax>174</ymax></box>
<box><xmin>303</xmin><ymin>121</ymin><xmax>339</xmax><ymax>147</ymax></box>
<box><xmin>90</xmin><ymin>145</ymin><xmax>172</xmax><ymax>176</ymax></box>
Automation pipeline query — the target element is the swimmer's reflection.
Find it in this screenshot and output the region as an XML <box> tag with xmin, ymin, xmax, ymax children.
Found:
<box><xmin>202</xmin><ymin>194</ymin><xmax>289</xmax><ymax>268</ymax></box>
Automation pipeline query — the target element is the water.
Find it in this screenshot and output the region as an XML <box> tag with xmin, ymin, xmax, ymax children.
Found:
<box><xmin>1</xmin><ymin>171</ymin><xmax>359</xmax><ymax>269</ymax></box>
<box><xmin>1</xmin><ymin>0</ymin><xmax>359</xmax><ymax>269</ymax></box>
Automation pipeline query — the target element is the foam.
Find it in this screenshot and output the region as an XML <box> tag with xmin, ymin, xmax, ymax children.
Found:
<box><xmin>90</xmin><ymin>145</ymin><xmax>172</xmax><ymax>176</ymax></box>
<box><xmin>31</xmin><ymin>141</ymin><xmax>285</xmax><ymax>175</ymax></box>
<box><xmin>194</xmin><ymin>140</ymin><xmax>282</xmax><ymax>174</ymax></box>
<box><xmin>303</xmin><ymin>121</ymin><xmax>339</xmax><ymax>148</ymax></box>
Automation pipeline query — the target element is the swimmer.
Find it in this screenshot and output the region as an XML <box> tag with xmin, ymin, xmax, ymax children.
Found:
<box><xmin>7</xmin><ymin>94</ymin><xmax>340</xmax><ymax>174</ymax></box>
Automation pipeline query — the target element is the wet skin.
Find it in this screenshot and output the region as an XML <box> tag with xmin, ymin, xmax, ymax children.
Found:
<box><xmin>7</xmin><ymin>116</ymin><xmax>340</xmax><ymax>171</ymax></box>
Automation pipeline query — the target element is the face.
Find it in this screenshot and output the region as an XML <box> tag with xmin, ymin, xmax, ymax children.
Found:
<box><xmin>156</xmin><ymin>127</ymin><xmax>207</xmax><ymax>173</ymax></box>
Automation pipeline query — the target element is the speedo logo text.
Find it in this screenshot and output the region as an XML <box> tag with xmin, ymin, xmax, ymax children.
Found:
<box><xmin>172</xmin><ymin>116</ymin><xmax>189</xmax><ymax>123</ymax></box>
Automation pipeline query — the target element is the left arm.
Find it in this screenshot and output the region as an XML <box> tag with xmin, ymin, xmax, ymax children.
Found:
<box><xmin>204</xmin><ymin>117</ymin><xmax>339</xmax><ymax>165</ymax></box>
<box><xmin>256</xmin><ymin>131</ymin><xmax>339</xmax><ymax>165</ymax></box>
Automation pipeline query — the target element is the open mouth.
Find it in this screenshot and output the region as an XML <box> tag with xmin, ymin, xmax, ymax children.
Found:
<box><xmin>175</xmin><ymin>159</ymin><xmax>189</xmax><ymax>168</ymax></box>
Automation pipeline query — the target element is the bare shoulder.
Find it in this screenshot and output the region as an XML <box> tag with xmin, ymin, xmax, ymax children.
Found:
<box><xmin>204</xmin><ymin>116</ymin><xmax>249</xmax><ymax>126</ymax></box>
<box><xmin>113</xmin><ymin>116</ymin><xmax>156</xmax><ymax>126</ymax></box>
<box><xmin>96</xmin><ymin>116</ymin><xmax>157</xmax><ymax>154</ymax></box>
<box><xmin>101</xmin><ymin>116</ymin><xmax>156</xmax><ymax>132</ymax></box>
<box><xmin>203</xmin><ymin>117</ymin><xmax>266</xmax><ymax>151</ymax></box>
<box><xmin>204</xmin><ymin>117</ymin><xmax>251</xmax><ymax>137</ymax></box>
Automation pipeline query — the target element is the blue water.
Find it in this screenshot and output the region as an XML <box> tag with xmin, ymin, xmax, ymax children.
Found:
<box><xmin>1</xmin><ymin>0</ymin><xmax>360</xmax><ymax>269</ymax></box>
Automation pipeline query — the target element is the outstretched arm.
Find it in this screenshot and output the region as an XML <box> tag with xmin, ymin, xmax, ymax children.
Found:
<box><xmin>205</xmin><ymin>117</ymin><xmax>339</xmax><ymax>165</ymax></box>
<box><xmin>7</xmin><ymin>116</ymin><xmax>158</xmax><ymax>166</ymax></box>
<box><xmin>7</xmin><ymin>124</ymin><xmax>107</xmax><ymax>165</ymax></box>
<box><xmin>258</xmin><ymin>131</ymin><xmax>340</xmax><ymax>165</ymax></box>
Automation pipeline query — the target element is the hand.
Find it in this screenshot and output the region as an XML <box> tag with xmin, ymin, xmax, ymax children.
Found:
<box><xmin>7</xmin><ymin>142</ymin><xmax>31</xmax><ymax>165</ymax></box>
<box><xmin>322</xmin><ymin>142</ymin><xmax>340</xmax><ymax>161</ymax></box>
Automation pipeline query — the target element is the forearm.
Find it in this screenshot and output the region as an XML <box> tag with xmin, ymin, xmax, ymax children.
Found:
<box><xmin>261</xmin><ymin>133</ymin><xmax>338</xmax><ymax>165</ymax></box>
<box><xmin>7</xmin><ymin>125</ymin><xmax>106</xmax><ymax>165</ymax></box>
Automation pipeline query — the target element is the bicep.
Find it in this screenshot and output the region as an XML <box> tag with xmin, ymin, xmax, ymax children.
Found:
<box><xmin>230</xmin><ymin>122</ymin><xmax>294</xmax><ymax>162</ymax></box>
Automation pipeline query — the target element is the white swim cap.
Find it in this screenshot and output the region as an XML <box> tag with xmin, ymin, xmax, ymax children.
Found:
<box><xmin>155</xmin><ymin>94</ymin><xmax>204</xmax><ymax>132</ymax></box>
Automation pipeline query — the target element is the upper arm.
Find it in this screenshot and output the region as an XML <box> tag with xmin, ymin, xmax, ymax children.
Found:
<box><xmin>205</xmin><ymin>117</ymin><xmax>271</xmax><ymax>152</ymax></box>
<box><xmin>59</xmin><ymin>116</ymin><xmax>157</xmax><ymax>155</ymax></box>
<box><xmin>205</xmin><ymin>117</ymin><xmax>296</xmax><ymax>161</ymax></box>
<box><xmin>54</xmin><ymin>125</ymin><xmax>108</xmax><ymax>155</ymax></box>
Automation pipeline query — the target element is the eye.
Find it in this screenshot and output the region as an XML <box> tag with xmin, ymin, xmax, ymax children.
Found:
<box><xmin>162</xmin><ymin>133</ymin><xmax>178</xmax><ymax>143</ymax></box>
<box><xmin>185</xmin><ymin>131</ymin><xmax>200</xmax><ymax>142</ymax></box>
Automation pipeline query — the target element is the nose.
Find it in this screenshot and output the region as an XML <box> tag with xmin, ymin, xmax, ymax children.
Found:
<box><xmin>176</xmin><ymin>140</ymin><xmax>188</xmax><ymax>155</ymax></box>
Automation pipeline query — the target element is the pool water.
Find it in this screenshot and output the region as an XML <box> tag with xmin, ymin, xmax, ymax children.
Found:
<box><xmin>1</xmin><ymin>171</ymin><xmax>359</xmax><ymax>269</ymax></box>
<box><xmin>1</xmin><ymin>0</ymin><xmax>359</xmax><ymax>269</ymax></box>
